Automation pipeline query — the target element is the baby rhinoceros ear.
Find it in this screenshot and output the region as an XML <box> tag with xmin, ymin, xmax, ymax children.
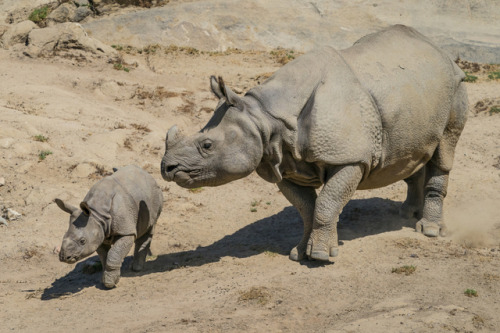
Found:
<box><xmin>54</xmin><ymin>198</ymin><xmax>79</xmax><ymax>215</ymax></box>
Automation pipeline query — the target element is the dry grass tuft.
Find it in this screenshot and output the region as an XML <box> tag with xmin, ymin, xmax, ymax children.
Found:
<box><xmin>239</xmin><ymin>286</ymin><xmax>271</xmax><ymax>305</ymax></box>
<box><xmin>391</xmin><ymin>265</ymin><xmax>416</xmax><ymax>275</ymax></box>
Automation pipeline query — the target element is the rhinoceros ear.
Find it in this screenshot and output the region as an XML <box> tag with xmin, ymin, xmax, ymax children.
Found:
<box><xmin>210</xmin><ymin>75</ymin><xmax>242</xmax><ymax>107</ymax></box>
<box><xmin>79</xmin><ymin>201</ymin><xmax>91</xmax><ymax>216</ymax></box>
<box><xmin>54</xmin><ymin>198</ymin><xmax>79</xmax><ymax>215</ymax></box>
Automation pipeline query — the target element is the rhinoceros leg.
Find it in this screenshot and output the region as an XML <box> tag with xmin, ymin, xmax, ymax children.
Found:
<box><xmin>102</xmin><ymin>235</ymin><xmax>134</xmax><ymax>288</ymax></box>
<box><xmin>416</xmin><ymin>83</ymin><xmax>468</xmax><ymax>237</ymax></box>
<box><xmin>96</xmin><ymin>243</ymin><xmax>111</xmax><ymax>268</ymax></box>
<box><xmin>307</xmin><ymin>164</ymin><xmax>364</xmax><ymax>261</ymax></box>
<box><xmin>277</xmin><ymin>179</ymin><xmax>317</xmax><ymax>261</ymax></box>
<box><xmin>132</xmin><ymin>227</ymin><xmax>154</xmax><ymax>272</ymax></box>
<box><xmin>400</xmin><ymin>167</ymin><xmax>425</xmax><ymax>219</ymax></box>
<box><xmin>415</xmin><ymin>165</ymin><xmax>449</xmax><ymax>237</ymax></box>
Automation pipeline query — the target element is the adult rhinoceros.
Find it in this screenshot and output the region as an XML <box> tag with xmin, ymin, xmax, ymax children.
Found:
<box><xmin>160</xmin><ymin>25</ymin><xmax>468</xmax><ymax>262</ymax></box>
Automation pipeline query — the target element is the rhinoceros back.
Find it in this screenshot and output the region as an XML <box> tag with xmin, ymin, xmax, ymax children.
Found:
<box><xmin>340</xmin><ymin>25</ymin><xmax>465</xmax><ymax>188</ymax></box>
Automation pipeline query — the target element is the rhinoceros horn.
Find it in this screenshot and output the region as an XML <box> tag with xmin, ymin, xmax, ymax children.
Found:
<box><xmin>165</xmin><ymin>125</ymin><xmax>180</xmax><ymax>148</ymax></box>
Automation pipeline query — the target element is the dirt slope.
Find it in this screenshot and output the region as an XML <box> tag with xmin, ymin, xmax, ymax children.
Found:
<box><xmin>0</xmin><ymin>37</ymin><xmax>500</xmax><ymax>333</ymax></box>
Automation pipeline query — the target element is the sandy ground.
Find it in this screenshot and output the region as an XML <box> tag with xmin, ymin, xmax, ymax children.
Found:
<box><xmin>0</xmin><ymin>43</ymin><xmax>499</xmax><ymax>332</ymax></box>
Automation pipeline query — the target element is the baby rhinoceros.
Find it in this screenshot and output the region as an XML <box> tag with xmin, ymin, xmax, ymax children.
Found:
<box><xmin>55</xmin><ymin>165</ymin><xmax>163</xmax><ymax>288</ymax></box>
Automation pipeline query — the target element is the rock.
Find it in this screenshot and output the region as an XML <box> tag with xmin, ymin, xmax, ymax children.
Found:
<box><xmin>46</xmin><ymin>3</ymin><xmax>76</xmax><ymax>24</ymax></box>
<box><xmin>46</xmin><ymin>3</ymin><xmax>92</xmax><ymax>24</ymax></box>
<box><xmin>1</xmin><ymin>20</ymin><xmax>37</xmax><ymax>49</ymax></box>
<box><xmin>0</xmin><ymin>216</ymin><xmax>7</xmax><ymax>226</ymax></box>
<box><xmin>6</xmin><ymin>208</ymin><xmax>21</xmax><ymax>221</ymax></box>
<box><xmin>73</xmin><ymin>6</ymin><xmax>92</xmax><ymax>22</ymax></box>
<box><xmin>0</xmin><ymin>177</ymin><xmax>5</xmax><ymax>187</ymax></box>
<box><xmin>75</xmin><ymin>0</ymin><xmax>90</xmax><ymax>6</ymax></box>
<box><xmin>25</xmin><ymin>22</ymin><xmax>119</xmax><ymax>61</ymax></box>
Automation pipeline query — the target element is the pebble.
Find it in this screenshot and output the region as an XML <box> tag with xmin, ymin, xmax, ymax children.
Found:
<box><xmin>6</xmin><ymin>208</ymin><xmax>21</xmax><ymax>221</ymax></box>
<box><xmin>0</xmin><ymin>177</ymin><xmax>4</xmax><ymax>186</ymax></box>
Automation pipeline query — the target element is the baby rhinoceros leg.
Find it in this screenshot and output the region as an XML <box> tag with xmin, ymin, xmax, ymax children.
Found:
<box><xmin>132</xmin><ymin>228</ymin><xmax>154</xmax><ymax>272</ymax></box>
<box><xmin>96</xmin><ymin>243</ymin><xmax>111</xmax><ymax>269</ymax></box>
<box><xmin>102</xmin><ymin>235</ymin><xmax>134</xmax><ymax>288</ymax></box>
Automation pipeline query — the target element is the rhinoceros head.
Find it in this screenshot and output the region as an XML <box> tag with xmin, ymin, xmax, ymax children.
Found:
<box><xmin>161</xmin><ymin>76</ymin><xmax>263</xmax><ymax>188</ymax></box>
<box><xmin>55</xmin><ymin>198</ymin><xmax>105</xmax><ymax>264</ymax></box>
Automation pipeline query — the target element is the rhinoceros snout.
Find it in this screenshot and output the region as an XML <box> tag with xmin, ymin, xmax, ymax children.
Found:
<box><xmin>160</xmin><ymin>160</ymin><xmax>178</xmax><ymax>181</ymax></box>
<box><xmin>59</xmin><ymin>249</ymin><xmax>77</xmax><ymax>263</ymax></box>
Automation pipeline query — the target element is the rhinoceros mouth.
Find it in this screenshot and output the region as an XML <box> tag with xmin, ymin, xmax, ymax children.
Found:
<box><xmin>172</xmin><ymin>169</ymin><xmax>202</xmax><ymax>186</ymax></box>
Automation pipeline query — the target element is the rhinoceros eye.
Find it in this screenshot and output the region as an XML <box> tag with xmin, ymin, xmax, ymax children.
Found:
<box><xmin>201</xmin><ymin>140</ymin><xmax>213</xmax><ymax>150</ymax></box>
<box><xmin>79</xmin><ymin>238</ymin><xmax>86</xmax><ymax>245</ymax></box>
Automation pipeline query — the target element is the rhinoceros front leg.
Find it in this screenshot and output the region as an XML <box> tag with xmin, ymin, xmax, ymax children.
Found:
<box><xmin>102</xmin><ymin>235</ymin><xmax>134</xmax><ymax>288</ymax></box>
<box><xmin>307</xmin><ymin>164</ymin><xmax>364</xmax><ymax>261</ymax></box>
<box><xmin>416</xmin><ymin>164</ymin><xmax>449</xmax><ymax>237</ymax></box>
<box><xmin>277</xmin><ymin>179</ymin><xmax>317</xmax><ymax>261</ymax></box>
<box><xmin>96</xmin><ymin>243</ymin><xmax>111</xmax><ymax>268</ymax></box>
<box><xmin>400</xmin><ymin>167</ymin><xmax>425</xmax><ymax>219</ymax></box>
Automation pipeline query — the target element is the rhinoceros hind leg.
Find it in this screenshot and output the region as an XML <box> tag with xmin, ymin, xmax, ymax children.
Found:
<box><xmin>416</xmin><ymin>84</ymin><xmax>467</xmax><ymax>238</ymax></box>
<box><xmin>132</xmin><ymin>228</ymin><xmax>154</xmax><ymax>271</ymax></box>
<box><xmin>415</xmin><ymin>160</ymin><xmax>450</xmax><ymax>237</ymax></box>
<box><xmin>400</xmin><ymin>167</ymin><xmax>425</xmax><ymax>219</ymax></box>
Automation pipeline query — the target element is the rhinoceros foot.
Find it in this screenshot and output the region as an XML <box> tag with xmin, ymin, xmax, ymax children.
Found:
<box><xmin>416</xmin><ymin>218</ymin><xmax>447</xmax><ymax>237</ymax></box>
<box><xmin>305</xmin><ymin>240</ymin><xmax>338</xmax><ymax>262</ymax></box>
<box><xmin>289</xmin><ymin>247</ymin><xmax>305</xmax><ymax>261</ymax></box>
<box><xmin>102</xmin><ymin>268</ymin><xmax>120</xmax><ymax>288</ymax></box>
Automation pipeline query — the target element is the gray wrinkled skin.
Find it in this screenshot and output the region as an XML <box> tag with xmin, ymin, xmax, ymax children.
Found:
<box><xmin>56</xmin><ymin>165</ymin><xmax>164</xmax><ymax>288</ymax></box>
<box><xmin>161</xmin><ymin>25</ymin><xmax>468</xmax><ymax>262</ymax></box>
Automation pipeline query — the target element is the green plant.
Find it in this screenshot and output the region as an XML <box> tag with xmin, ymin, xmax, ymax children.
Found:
<box><xmin>270</xmin><ymin>48</ymin><xmax>296</xmax><ymax>65</ymax></box>
<box><xmin>38</xmin><ymin>150</ymin><xmax>53</xmax><ymax>161</ymax></box>
<box><xmin>464</xmin><ymin>289</ymin><xmax>478</xmax><ymax>297</ymax></box>
<box><xmin>391</xmin><ymin>265</ymin><xmax>416</xmax><ymax>275</ymax></box>
<box><xmin>113</xmin><ymin>62</ymin><xmax>130</xmax><ymax>72</ymax></box>
<box><xmin>487</xmin><ymin>71</ymin><xmax>500</xmax><ymax>80</ymax></box>
<box><xmin>188</xmin><ymin>187</ymin><xmax>204</xmax><ymax>193</ymax></box>
<box><xmin>33</xmin><ymin>134</ymin><xmax>49</xmax><ymax>142</ymax></box>
<box><xmin>463</xmin><ymin>72</ymin><xmax>478</xmax><ymax>83</ymax></box>
<box><xmin>29</xmin><ymin>6</ymin><xmax>50</xmax><ymax>23</ymax></box>
<box><xmin>250</xmin><ymin>207</ymin><xmax>257</xmax><ymax>213</ymax></box>
<box><xmin>489</xmin><ymin>106</ymin><xmax>500</xmax><ymax>115</ymax></box>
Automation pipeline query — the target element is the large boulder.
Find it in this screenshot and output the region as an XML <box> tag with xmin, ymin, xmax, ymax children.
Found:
<box><xmin>24</xmin><ymin>22</ymin><xmax>119</xmax><ymax>61</ymax></box>
<box><xmin>0</xmin><ymin>20</ymin><xmax>37</xmax><ymax>49</ymax></box>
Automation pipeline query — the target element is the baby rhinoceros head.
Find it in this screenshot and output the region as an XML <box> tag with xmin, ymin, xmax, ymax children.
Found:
<box><xmin>55</xmin><ymin>199</ymin><xmax>105</xmax><ymax>264</ymax></box>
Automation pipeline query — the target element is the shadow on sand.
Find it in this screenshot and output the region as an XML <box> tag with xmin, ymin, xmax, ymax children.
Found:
<box><xmin>43</xmin><ymin>197</ymin><xmax>414</xmax><ymax>299</ymax></box>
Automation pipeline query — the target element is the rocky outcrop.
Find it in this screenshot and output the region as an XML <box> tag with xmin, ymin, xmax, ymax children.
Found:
<box><xmin>82</xmin><ymin>0</ymin><xmax>500</xmax><ymax>63</ymax></box>
<box><xmin>24</xmin><ymin>22</ymin><xmax>119</xmax><ymax>61</ymax></box>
